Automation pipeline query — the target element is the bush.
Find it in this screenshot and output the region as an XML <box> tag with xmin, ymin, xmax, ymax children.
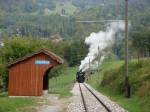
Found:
<box><xmin>0</xmin><ymin>76</ymin><xmax>2</xmax><ymax>92</ymax></box>
<box><xmin>49</xmin><ymin>64</ymin><xmax>67</xmax><ymax>78</ymax></box>
<box><xmin>101</xmin><ymin>68</ymin><xmax>124</xmax><ymax>94</ymax></box>
<box><xmin>137</xmin><ymin>81</ymin><xmax>150</xmax><ymax>97</ymax></box>
<box><xmin>0</xmin><ymin>67</ymin><xmax>8</xmax><ymax>92</ymax></box>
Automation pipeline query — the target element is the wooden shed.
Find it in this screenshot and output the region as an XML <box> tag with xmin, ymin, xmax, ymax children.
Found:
<box><xmin>6</xmin><ymin>49</ymin><xmax>63</xmax><ymax>96</ymax></box>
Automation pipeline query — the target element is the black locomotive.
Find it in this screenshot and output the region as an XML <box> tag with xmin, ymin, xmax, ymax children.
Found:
<box><xmin>76</xmin><ymin>71</ymin><xmax>85</xmax><ymax>83</ymax></box>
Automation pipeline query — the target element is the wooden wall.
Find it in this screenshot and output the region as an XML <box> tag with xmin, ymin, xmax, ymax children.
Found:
<box><xmin>8</xmin><ymin>53</ymin><xmax>59</xmax><ymax>96</ymax></box>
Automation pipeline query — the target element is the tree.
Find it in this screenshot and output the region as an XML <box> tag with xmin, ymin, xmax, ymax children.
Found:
<box><xmin>132</xmin><ymin>29</ymin><xmax>150</xmax><ymax>58</ymax></box>
<box><xmin>1</xmin><ymin>37</ymin><xmax>45</xmax><ymax>62</ymax></box>
<box><xmin>64</xmin><ymin>40</ymin><xmax>88</xmax><ymax>66</ymax></box>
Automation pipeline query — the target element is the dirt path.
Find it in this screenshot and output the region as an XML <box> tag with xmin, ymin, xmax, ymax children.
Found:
<box><xmin>36</xmin><ymin>94</ymin><xmax>69</xmax><ymax>112</ymax></box>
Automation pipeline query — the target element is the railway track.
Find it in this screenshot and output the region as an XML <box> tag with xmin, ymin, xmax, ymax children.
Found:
<box><xmin>79</xmin><ymin>83</ymin><xmax>111</xmax><ymax>112</ymax></box>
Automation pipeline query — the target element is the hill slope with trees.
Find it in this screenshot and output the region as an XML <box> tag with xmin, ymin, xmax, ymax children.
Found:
<box><xmin>0</xmin><ymin>0</ymin><xmax>149</xmax><ymax>39</ymax></box>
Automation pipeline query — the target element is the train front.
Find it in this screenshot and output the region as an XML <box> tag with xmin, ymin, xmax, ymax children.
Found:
<box><xmin>76</xmin><ymin>70</ymin><xmax>85</xmax><ymax>83</ymax></box>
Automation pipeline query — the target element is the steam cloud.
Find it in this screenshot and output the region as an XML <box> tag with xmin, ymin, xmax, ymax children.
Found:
<box><xmin>79</xmin><ymin>21</ymin><xmax>125</xmax><ymax>72</ymax></box>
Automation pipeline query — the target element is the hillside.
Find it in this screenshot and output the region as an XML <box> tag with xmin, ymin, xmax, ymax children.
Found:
<box><xmin>0</xmin><ymin>0</ymin><xmax>149</xmax><ymax>38</ymax></box>
<box><xmin>0</xmin><ymin>0</ymin><xmax>78</xmax><ymax>15</ymax></box>
<box><xmin>88</xmin><ymin>58</ymin><xmax>150</xmax><ymax>112</ymax></box>
<box><xmin>75</xmin><ymin>0</ymin><xmax>150</xmax><ymax>27</ymax></box>
<box><xmin>1</xmin><ymin>0</ymin><xmax>149</xmax><ymax>15</ymax></box>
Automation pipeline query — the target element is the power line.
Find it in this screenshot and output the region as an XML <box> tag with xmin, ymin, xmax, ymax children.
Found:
<box><xmin>76</xmin><ymin>20</ymin><xmax>124</xmax><ymax>23</ymax></box>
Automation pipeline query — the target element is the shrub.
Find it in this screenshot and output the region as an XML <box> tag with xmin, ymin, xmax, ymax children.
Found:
<box><xmin>0</xmin><ymin>76</ymin><xmax>2</xmax><ymax>92</ymax></box>
<box><xmin>137</xmin><ymin>81</ymin><xmax>150</xmax><ymax>97</ymax></box>
<box><xmin>49</xmin><ymin>64</ymin><xmax>67</xmax><ymax>78</ymax></box>
<box><xmin>0</xmin><ymin>67</ymin><xmax>8</xmax><ymax>92</ymax></box>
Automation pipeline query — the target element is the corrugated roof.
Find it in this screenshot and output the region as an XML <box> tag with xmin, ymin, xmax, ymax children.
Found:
<box><xmin>6</xmin><ymin>49</ymin><xmax>64</xmax><ymax>68</ymax></box>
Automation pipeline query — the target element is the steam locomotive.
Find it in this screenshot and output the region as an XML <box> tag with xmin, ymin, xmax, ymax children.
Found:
<box><xmin>76</xmin><ymin>70</ymin><xmax>85</xmax><ymax>83</ymax></box>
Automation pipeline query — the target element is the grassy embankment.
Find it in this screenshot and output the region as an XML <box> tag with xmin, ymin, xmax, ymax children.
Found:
<box><xmin>49</xmin><ymin>67</ymin><xmax>77</xmax><ymax>97</ymax></box>
<box><xmin>87</xmin><ymin>58</ymin><xmax>150</xmax><ymax>112</ymax></box>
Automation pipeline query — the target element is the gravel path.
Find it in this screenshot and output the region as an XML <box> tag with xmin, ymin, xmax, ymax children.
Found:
<box><xmin>68</xmin><ymin>83</ymin><xmax>127</xmax><ymax>112</ymax></box>
<box><xmin>36</xmin><ymin>94</ymin><xmax>69</xmax><ymax>112</ymax></box>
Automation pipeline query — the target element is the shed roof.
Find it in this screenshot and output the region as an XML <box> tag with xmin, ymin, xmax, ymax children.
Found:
<box><xmin>6</xmin><ymin>49</ymin><xmax>64</xmax><ymax>68</ymax></box>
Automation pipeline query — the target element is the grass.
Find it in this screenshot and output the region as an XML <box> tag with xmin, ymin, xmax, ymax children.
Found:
<box><xmin>0</xmin><ymin>93</ymin><xmax>36</xmax><ymax>112</ymax></box>
<box><xmin>49</xmin><ymin>67</ymin><xmax>77</xmax><ymax>97</ymax></box>
<box><xmin>87</xmin><ymin>58</ymin><xmax>150</xmax><ymax>112</ymax></box>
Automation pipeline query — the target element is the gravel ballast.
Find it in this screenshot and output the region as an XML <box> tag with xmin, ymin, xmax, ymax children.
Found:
<box><xmin>68</xmin><ymin>83</ymin><xmax>127</xmax><ymax>112</ymax></box>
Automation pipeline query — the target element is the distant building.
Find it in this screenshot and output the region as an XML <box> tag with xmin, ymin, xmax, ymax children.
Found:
<box><xmin>51</xmin><ymin>34</ymin><xmax>63</xmax><ymax>42</ymax></box>
<box><xmin>0</xmin><ymin>42</ymin><xmax>4</xmax><ymax>47</ymax></box>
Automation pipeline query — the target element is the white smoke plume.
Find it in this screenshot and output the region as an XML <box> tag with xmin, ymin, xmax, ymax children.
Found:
<box><xmin>79</xmin><ymin>21</ymin><xmax>125</xmax><ymax>72</ymax></box>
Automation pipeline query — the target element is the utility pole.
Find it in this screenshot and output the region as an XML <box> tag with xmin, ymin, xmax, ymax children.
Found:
<box><xmin>98</xmin><ymin>46</ymin><xmax>101</xmax><ymax>71</ymax></box>
<box><xmin>88</xmin><ymin>58</ymin><xmax>91</xmax><ymax>80</ymax></box>
<box><xmin>97</xmin><ymin>46</ymin><xmax>101</xmax><ymax>83</ymax></box>
<box><xmin>125</xmin><ymin>0</ymin><xmax>130</xmax><ymax>98</ymax></box>
<box><xmin>89</xmin><ymin>58</ymin><xmax>91</xmax><ymax>72</ymax></box>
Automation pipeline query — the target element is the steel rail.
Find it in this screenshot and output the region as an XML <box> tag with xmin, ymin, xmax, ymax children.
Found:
<box><xmin>79</xmin><ymin>83</ymin><xmax>88</xmax><ymax>112</ymax></box>
<box><xmin>83</xmin><ymin>83</ymin><xmax>111</xmax><ymax>112</ymax></box>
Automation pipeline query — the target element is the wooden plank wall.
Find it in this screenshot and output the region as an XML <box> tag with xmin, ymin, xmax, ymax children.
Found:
<box><xmin>8</xmin><ymin>53</ymin><xmax>59</xmax><ymax>96</ymax></box>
